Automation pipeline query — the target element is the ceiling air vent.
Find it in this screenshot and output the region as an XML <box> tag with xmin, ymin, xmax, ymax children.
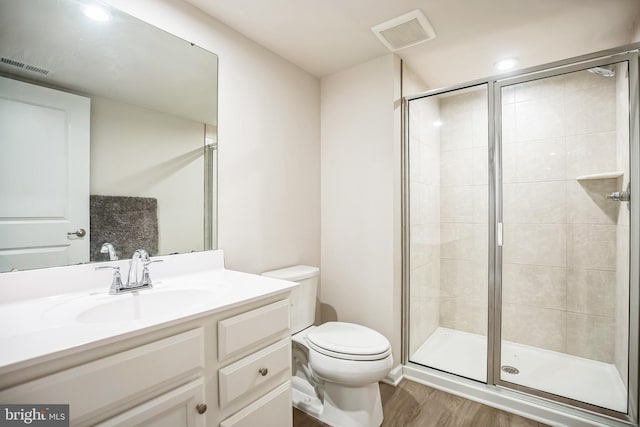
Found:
<box><xmin>1</xmin><ymin>57</ymin><xmax>50</xmax><ymax>75</ymax></box>
<box><xmin>371</xmin><ymin>9</ymin><xmax>436</xmax><ymax>52</ymax></box>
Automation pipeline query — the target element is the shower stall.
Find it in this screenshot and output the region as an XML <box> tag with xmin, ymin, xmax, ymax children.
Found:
<box><xmin>403</xmin><ymin>47</ymin><xmax>639</xmax><ymax>424</ymax></box>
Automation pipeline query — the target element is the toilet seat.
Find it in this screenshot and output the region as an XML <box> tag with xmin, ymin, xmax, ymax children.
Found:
<box><xmin>306</xmin><ymin>322</ymin><xmax>391</xmax><ymax>361</ymax></box>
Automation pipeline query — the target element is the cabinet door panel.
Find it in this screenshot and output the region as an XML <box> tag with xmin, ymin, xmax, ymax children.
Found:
<box><xmin>220</xmin><ymin>381</ymin><xmax>291</xmax><ymax>427</ymax></box>
<box><xmin>96</xmin><ymin>379</ymin><xmax>205</xmax><ymax>427</ymax></box>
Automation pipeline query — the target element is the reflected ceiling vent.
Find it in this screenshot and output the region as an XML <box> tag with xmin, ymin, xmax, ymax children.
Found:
<box><xmin>0</xmin><ymin>57</ymin><xmax>50</xmax><ymax>75</ymax></box>
<box><xmin>371</xmin><ymin>9</ymin><xmax>436</xmax><ymax>52</ymax></box>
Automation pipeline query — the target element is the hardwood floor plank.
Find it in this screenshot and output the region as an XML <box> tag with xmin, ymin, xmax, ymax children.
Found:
<box><xmin>293</xmin><ymin>379</ymin><xmax>549</xmax><ymax>427</ymax></box>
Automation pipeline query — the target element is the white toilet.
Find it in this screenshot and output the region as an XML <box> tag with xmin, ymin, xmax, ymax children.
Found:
<box><xmin>262</xmin><ymin>265</ymin><xmax>393</xmax><ymax>427</ymax></box>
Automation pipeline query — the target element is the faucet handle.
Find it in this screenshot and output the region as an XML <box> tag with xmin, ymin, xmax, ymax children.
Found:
<box><xmin>141</xmin><ymin>259</ymin><xmax>163</xmax><ymax>286</ymax></box>
<box><xmin>95</xmin><ymin>265</ymin><xmax>124</xmax><ymax>294</ymax></box>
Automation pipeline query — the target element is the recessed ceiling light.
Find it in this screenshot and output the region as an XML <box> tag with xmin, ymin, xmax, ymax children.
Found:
<box><xmin>84</xmin><ymin>5</ymin><xmax>111</xmax><ymax>22</ymax></box>
<box><xmin>495</xmin><ymin>58</ymin><xmax>518</xmax><ymax>71</ymax></box>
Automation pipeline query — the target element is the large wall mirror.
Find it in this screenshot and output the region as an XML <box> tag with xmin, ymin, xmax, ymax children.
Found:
<box><xmin>0</xmin><ymin>0</ymin><xmax>218</xmax><ymax>272</ymax></box>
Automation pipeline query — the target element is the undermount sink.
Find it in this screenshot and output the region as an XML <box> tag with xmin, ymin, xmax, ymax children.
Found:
<box><xmin>44</xmin><ymin>288</ymin><xmax>219</xmax><ymax>324</ymax></box>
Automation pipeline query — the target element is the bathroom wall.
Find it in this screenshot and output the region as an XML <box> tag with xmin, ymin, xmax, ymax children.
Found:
<box><xmin>90</xmin><ymin>97</ymin><xmax>204</xmax><ymax>256</ymax></box>
<box><xmin>404</xmin><ymin>69</ymin><xmax>442</xmax><ymax>356</ymax></box>
<box><xmin>500</xmin><ymin>69</ymin><xmax>620</xmax><ymax>362</ymax></box>
<box><xmin>104</xmin><ymin>0</ymin><xmax>321</xmax><ymax>274</ymax></box>
<box><xmin>320</xmin><ymin>54</ymin><xmax>402</xmax><ymax>365</ymax></box>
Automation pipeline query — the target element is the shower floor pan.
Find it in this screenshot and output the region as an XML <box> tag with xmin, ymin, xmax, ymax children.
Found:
<box><xmin>411</xmin><ymin>327</ymin><xmax>627</xmax><ymax>413</ymax></box>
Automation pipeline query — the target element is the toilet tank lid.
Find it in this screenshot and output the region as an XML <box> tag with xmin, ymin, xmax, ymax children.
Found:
<box><xmin>261</xmin><ymin>265</ymin><xmax>319</xmax><ymax>281</ymax></box>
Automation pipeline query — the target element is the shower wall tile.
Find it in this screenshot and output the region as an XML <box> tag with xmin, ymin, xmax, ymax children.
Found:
<box><xmin>502</xmin><ymin>303</ymin><xmax>566</xmax><ymax>352</ymax></box>
<box><xmin>472</xmin><ymin>147</ymin><xmax>488</xmax><ymax>185</ymax></box>
<box><xmin>472</xmin><ymin>107</ymin><xmax>489</xmax><ymax>147</ymax></box>
<box><xmin>515</xmin><ymin>97</ymin><xmax>564</xmax><ymax>142</ymax></box>
<box><xmin>566</xmin><ymin>313</ymin><xmax>614</xmax><ymax>362</ymax></box>
<box><xmin>566</xmin><ymin>179</ymin><xmax>619</xmax><ymax>225</ymax></box>
<box><xmin>472</xmin><ymin>185</ymin><xmax>488</xmax><ymax>224</ymax></box>
<box><xmin>440</xmin><ymin>149</ymin><xmax>473</xmax><ymax>186</ymax></box>
<box><xmin>501</xmin><ymin>85</ymin><xmax>515</xmax><ymax>105</ymax></box>
<box><xmin>440</xmin><ymin>185</ymin><xmax>473</xmax><ymax>223</ymax></box>
<box><xmin>472</xmin><ymin>257</ymin><xmax>489</xmax><ymax>302</ymax></box>
<box><xmin>410</xmin><ymin>224</ymin><xmax>440</xmax><ymax>269</ymax></box>
<box><xmin>410</xmin><ymin>261</ymin><xmax>441</xmax><ymax>298</ymax></box>
<box><xmin>503</xmin><ymin>181</ymin><xmax>566</xmax><ymax>224</ymax></box>
<box><xmin>567</xmin><ymin>224</ymin><xmax>616</xmax><ymax>271</ymax></box>
<box><xmin>440</xmin><ymin>259</ymin><xmax>472</xmax><ymax>299</ymax></box>
<box><xmin>502</xmin><ymin>138</ymin><xmax>566</xmax><ymax>183</ymax></box>
<box><xmin>502</xmin><ymin>224</ymin><xmax>566</xmax><ymax>267</ymax></box>
<box><xmin>440</xmin><ymin>123</ymin><xmax>473</xmax><ymax>152</ymax></box>
<box><xmin>502</xmin><ymin>264</ymin><xmax>566</xmax><ymax>311</ymax></box>
<box><xmin>565</xmin><ymin>83</ymin><xmax>616</xmax><ymax>136</ymax></box>
<box><xmin>440</xmin><ymin>297</ymin><xmax>487</xmax><ymax>335</ymax></box>
<box><xmin>440</xmin><ymin>223</ymin><xmax>473</xmax><ymax>260</ymax></box>
<box><xmin>501</xmin><ymin>103</ymin><xmax>516</xmax><ymax>143</ymax></box>
<box><xmin>566</xmin><ymin>268</ymin><xmax>615</xmax><ymax>316</ymax></box>
<box><xmin>565</xmin><ymin>132</ymin><xmax>617</xmax><ymax>179</ymax></box>
<box><xmin>514</xmin><ymin>74</ymin><xmax>565</xmax><ymax>103</ymax></box>
<box><xmin>410</xmin><ymin>296</ymin><xmax>440</xmax><ymax>356</ymax></box>
<box><xmin>410</xmin><ymin>182</ymin><xmax>440</xmax><ymax>225</ymax></box>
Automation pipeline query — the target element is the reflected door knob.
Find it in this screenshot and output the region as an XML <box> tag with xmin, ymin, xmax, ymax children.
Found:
<box><xmin>67</xmin><ymin>228</ymin><xmax>87</xmax><ymax>238</ymax></box>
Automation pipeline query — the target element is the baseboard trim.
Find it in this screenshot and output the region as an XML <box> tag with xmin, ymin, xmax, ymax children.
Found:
<box><xmin>381</xmin><ymin>364</ymin><xmax>403</xmax><ymax>386</ymax></box>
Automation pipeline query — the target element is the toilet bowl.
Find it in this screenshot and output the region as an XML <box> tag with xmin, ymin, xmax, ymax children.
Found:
<box><xmin>262</xmin><ymin>265</ymin><xmax>393</xmax><ymax>427</ymax></box>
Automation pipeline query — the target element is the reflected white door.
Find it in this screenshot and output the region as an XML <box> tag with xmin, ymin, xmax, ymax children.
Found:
<box><xmin>0</xmin><ymin>76</ymin><xmax>90</xmax><ymax>272</ymax></box>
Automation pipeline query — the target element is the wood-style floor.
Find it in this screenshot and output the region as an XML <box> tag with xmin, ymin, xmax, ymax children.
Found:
<box><xmin>293</xmin><ymin>379</ymin><xmax>549</xmax><ymax>427</ymax></box>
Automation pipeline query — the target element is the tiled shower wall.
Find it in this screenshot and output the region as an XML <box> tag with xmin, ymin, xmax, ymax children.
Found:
<box><xmin>438</xmin><ymin>89</ymin><xmax>488</xmax><ymax>335</ymax></box>
<box><xmin>500</xmin><ymin>69</ymin><xmax>626</xmax><ymax>363</ymax></box>
<box><xmin>408</xmin><ymin>96</ymin><xmax>441</xmax><ymax>356</ymax></box>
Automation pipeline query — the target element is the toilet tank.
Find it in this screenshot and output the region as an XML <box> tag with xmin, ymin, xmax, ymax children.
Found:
<box><xmin>262</xmin><ymin>265</ymin><xmax>319</xmax><ymax>334</ymax></box>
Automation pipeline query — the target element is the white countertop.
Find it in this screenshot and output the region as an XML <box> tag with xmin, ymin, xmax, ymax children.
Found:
<box><xmin>0</xmin><ymin>251</ymin><xmax>296</xmax><ymax>375</ymax></box>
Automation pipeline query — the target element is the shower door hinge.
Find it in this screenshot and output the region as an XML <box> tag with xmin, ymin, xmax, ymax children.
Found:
<box><xmin>497</xmin><ymin>222</ymin><xmax>503</xmax><ymax>247</ymax></box>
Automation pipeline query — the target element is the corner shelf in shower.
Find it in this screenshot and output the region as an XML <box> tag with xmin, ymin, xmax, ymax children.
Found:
<box><xmin>575</xmin><ymin>171</ymin><xmax>624</xmax><ymax>181</ymax></box>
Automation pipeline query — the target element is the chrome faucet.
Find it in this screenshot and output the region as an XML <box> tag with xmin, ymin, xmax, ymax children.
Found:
<box><xmin>100</xmin><ymin>242</ymin><xmax>118</xmax><ymax>261</ymax></box>
<box><xmin>96</xmin><ymin>249</ymin><xmax>162</xmax><ymax>295</ymax></box>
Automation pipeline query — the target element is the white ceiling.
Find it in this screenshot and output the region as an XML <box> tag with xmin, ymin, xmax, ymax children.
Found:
<box><xmin>184</xmin><ymin>0</ymin><xmax>640</xmax><ymax>89</ymax></box>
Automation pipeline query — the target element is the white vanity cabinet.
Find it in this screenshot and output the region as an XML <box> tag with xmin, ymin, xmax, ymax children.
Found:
<box><xmin>0</xmin><ymin>294</ymin><xmax>293</xmax><ymax>427</ymax></box>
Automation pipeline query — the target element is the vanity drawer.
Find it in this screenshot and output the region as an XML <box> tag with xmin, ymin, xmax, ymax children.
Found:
<box><xmin>219</xmin><ymin>381</ymin><xmax>291</xmax><ymax>427</ymax></box>
<box><xmin>218</xmin><ymin>299</ymin><xmax>289</xmax><ymax>360</ymax></box>
<box><xmin>0</xmin><ymin>328</ymin><xmax>204</xmax><ymax>423</ymax></box>
<box><xmin>218</xmin><ymin>338</ymin><xmax>291</xmax><ymax>407</ymax></box>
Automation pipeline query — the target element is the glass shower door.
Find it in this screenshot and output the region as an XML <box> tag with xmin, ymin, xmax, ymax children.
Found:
<box><xmin>407</xmin><ymin>84</ymin><xmax>489</xmax><ymax>382</ymax></box>
<box><xmin>497</xmin><ymin>59</ymin><xmax>631</xmax><ymax>413</ymax></box>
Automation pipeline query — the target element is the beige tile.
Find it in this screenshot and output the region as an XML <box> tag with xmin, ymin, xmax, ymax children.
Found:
<box><xmin>441</xmin><ymin>223</ymin><xmax>473</xmax><ymax>260</ymax></box>
<box><xmin>472</xmin><ymin>185</ymin><xmax>488</xmax><ymax>224</ymax></box>
<box><xmin>502</xmin><ymin>303</ymin><xmax>566</xmax><ymax>352</ymax></box>
<box><xmin>501</xmin><ymin>85</ymin><xmax>515</xmax><ymax>105</ymax></box>
<box><xmin>566</xmin><ymin>313</ymin><xmax>614</xmax><ymax>362</ymax></box>
<box><xmin>565</xmin><ymin>84</ymin><xmax>616</xmax><ymax>136</ymax></box>
<box><xmin>472</xmin><ymin>223</ymin><xmax>488</xmax><ymax>263</ymax></box>
<box><xmin>410</xmin><ymin>183</ymin><xmax>440</xmax><ymax>225</ymax></box>
<box><xmin>440</xmin><ymin>297</ymin><xmax>487</xmax><ymax>335</ymax></box>
<box><xmin>472</xmin><ymin>107</ymin><xmax>489</xmax><ymax>148</ymax></box>
<box><xmin>565</xmin><ymin>68</ymin><xmax>616</xmax><ymax>93</ymax></box>
<box><xmin>410</xmin><ymin>261</ymin><xmax>440</xmax><ymax>299</ymax></box>
<box><xmin>409</xmin><ymin>224</ymin><xmax>440</xmax><ymax>269</ymax></box>
<box><xmin>440</xmin><ymin>185</ymin><xmax>473</xmax><ymax>223</ymax></box>
<box><xmin>409</xmin><ymin>297</ymin><xmax>440</xmax><ymax>354</ymax></box>
<box><xmin>502</xmin><ymin>224</ymin><xmax>566</xmax><ymax>267</ymax></box>
<box><xmin>440</xmin><ymin>149</ymin><xmax>473</xmax><ymax>187</ymax></box>
<box><xmin>566</xmin><ymin>179</ymin><xmax>619</xmax><ymax>224</ymax></box>
<box><xmin>514</xmin><ymin>74</ymin><xmax>565</xmax><ymax>103</ymax></box>
<box><xmin>501</xmin><ymin>103</ymin><xmax>516</xmax><ymax>143</ymax></box>
<box><xmin>502</xmin><ymin>138</ymin><xmax>565</xmax><ymax>183</ymax></box>
<box><xmin>515</xmin><ymin>97</ymin><xmax>564</xmax><ymax>142</ymax></box>
<box><xmin>472</xmin><ymin>147</ymin><xmax>488</xmax><ymax>185</ymax></box>
<box><xmin>565</xmin><ymin>132</ymin><xmax>617</xmax><ymax>179</ymax></box>
<box><xmin>566</xmin><ymin>268</ymin><xmax>615</xmax><ymax>316</ymax></box>
<box><xmin>503</xmin><ymin>181</ymin><xmax>566</xmax><ymax>224</ymax></box>
<box><xmin>440</xmin><ymin>259</ymin><xmax>473</xmax><ymax>299</ymax></box>
<box><xmin>502</xmin><ymin>264</ymin><xmax>566</xmax><ymax>311</ymax></box>
<box><xmin>567</xmin><ymin>224</ymin><xmax>616</xmax><ymax>270</ymax></box>
<box><xmin>472</xmin><ymin>256</ymin><xmax>489</xmax><ymax>301</ymax></box>
<box><xmin>441</xmin><ymin>123</ymin><xmax>473</xmax><ymax>152</ymax></box>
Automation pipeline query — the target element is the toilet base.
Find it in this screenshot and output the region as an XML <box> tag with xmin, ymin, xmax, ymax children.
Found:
<box><xmin>292</xmin><ymin>377</ymin><xmax>383</xmax><ymax>427</ymax></box>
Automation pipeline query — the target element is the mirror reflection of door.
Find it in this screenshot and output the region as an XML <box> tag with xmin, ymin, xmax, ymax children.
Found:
<box><xmin>0</xmin><ymin>76</ymin><xmax>90</xmax><ymax>272</ymax></box>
